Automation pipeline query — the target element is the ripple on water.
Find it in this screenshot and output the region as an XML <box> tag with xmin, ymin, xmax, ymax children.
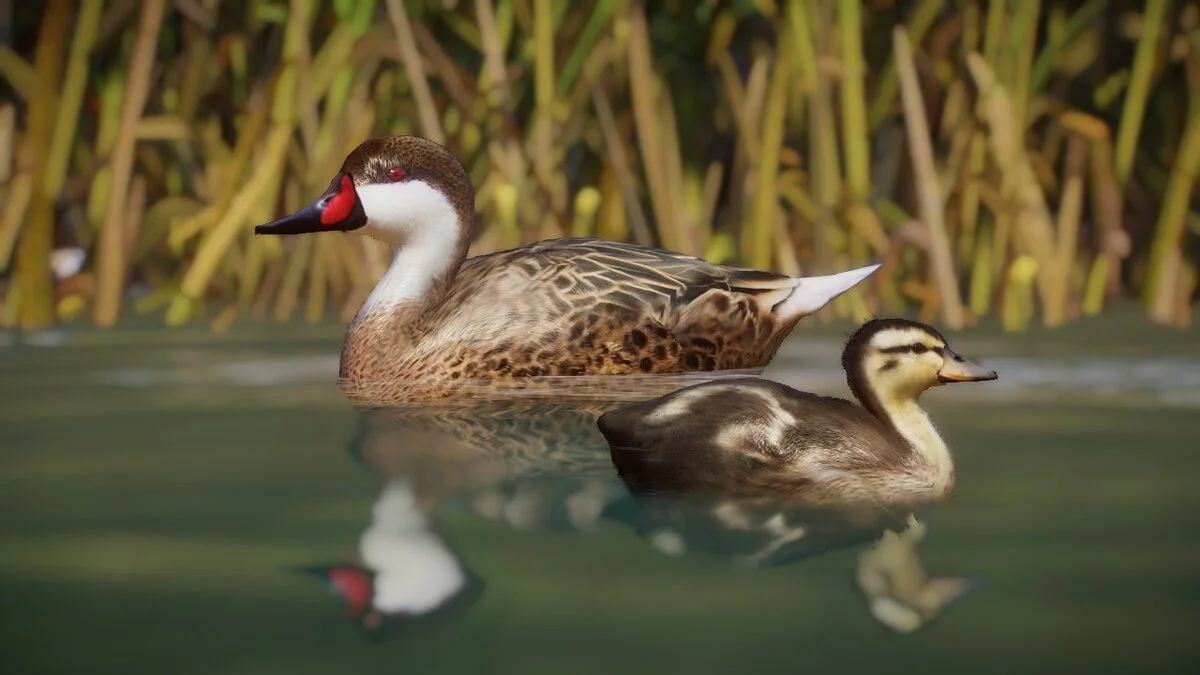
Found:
<box><xmin>80</xmin><ymin>349</ymin><xmax>1200</xmax><ymax>409</ymax></box>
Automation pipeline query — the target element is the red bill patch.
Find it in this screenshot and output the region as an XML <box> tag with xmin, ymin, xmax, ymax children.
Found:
<box><xmin>320</xmin><ymin>175</ymin><xmax>357</xmax><ymax>226</ymax></box>
<box><xmin>329</xmin><ymin>566</ymin><xmax>373</xmax><ymax>618</ymax></box>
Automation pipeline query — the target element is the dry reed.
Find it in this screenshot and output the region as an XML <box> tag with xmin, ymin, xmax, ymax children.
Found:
<box><xmin>0</xmin><ymin>0</ymin><xmax>1195</xmax><ymax>333</ymax></box>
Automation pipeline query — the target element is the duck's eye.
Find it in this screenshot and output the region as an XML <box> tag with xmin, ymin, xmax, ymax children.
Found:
<box><xmin>387</xmin><ymin>166</ymin><xmax>406</xmax><ymax>182</ymax></box>
<box><xmin>911</xmin><ymin>344</ymin><xmax>928</xmax><ymax>354</ymax></box>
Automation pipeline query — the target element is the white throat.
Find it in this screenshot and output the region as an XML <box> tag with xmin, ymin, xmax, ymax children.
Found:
<box><xmin>879</xmin><ymin>395</ymin><xmax>954</xmax><ymax>495</ymax></box>
<box><xmin>358</xmin><ymin>480</ymin><xmax>466</xmax><ymax>615</ymax></box>
<box><xmin>357</xmin><ymin>181</ymin><xmax>463</xmax><ymax>314</ymax></box>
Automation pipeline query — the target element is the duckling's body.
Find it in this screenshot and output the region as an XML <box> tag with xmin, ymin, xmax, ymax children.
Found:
<box><xmin>597</xmin><ymin>318</ymin><xmax>997</xmax><ymax>507</ymax></box>
<box><xmin>254</xmin><ymin>136</ymin><xmax>879</xmax><ymax>404</ymax></box>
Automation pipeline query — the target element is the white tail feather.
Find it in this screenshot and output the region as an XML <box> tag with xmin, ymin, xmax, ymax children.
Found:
<box><xmin>775</xmin><ymin>263</ymin><xmax>881</xmax><ymax>319</ymax></box>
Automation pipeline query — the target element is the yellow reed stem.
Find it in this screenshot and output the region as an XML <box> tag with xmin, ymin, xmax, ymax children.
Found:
<box><xmin>1044</xmin><ymin>134</ymin><xmax>1087</xmax><ymax>327</ymax></box>
<box><xmin>745</xmin><ymin>28</ymin><xmax>790</xmax><ymax>271</ymax></box>
<box><xmin>1007</xmin><ymin>0</ymin><xmax>1041</xmax><ymax>130</ymax></box>
<box><xmin>968</xmin><ymin>219</ymin><xmax>994</xmax><ymax>315</ymax></box>
<box><xmin>802</xmin><ymin>0</ymin><xmax>840</xmax><ymax>271</ymax></box>
<box><xmin>305</xmin><ymin>234</ymin><xmax>330</xmax><ymax>324</ymax></box>
<box><xmin>627</xmin><ymin>2</ymin><xmax>676</xmax><ymax>251</ymax></box>
<box><xmin>1087</xmin><ymin>136</ymin><xmax>1124</xmax><ymax>306</ymax></box>
<box><xmin>1144</xmin><ymin>110</ymin><xmax>1200</xmax><ymax>319</ymax></box>
<box><xmin>1114</xmin><ymin>0</ymin><xmax>1166</xmax><ymax>192</ymax></box>
<box><xmin>93</xmin><ymin>0</ymin><xmax>166</xmax><ymax>327</ymax></box>
<box><xmin>274</xmin><ymin>236</ymin><xmax>313</xmax><ymax>323</ymax></box>
<box><xmin>867</xmin><ymin>0</ymin><xmax>943</xmax><ymax>129</ymax></box>
<box><xmin>44</xmin><ymin>0</ymin><xmax>101</xmax><ymax>199</ymax></box>
<box><xmin>0</xmin><ymin>103</ymin><xmax>12</xmax><ymax>184</ymax></box>
<box><xmin>0</xmin><ymin>172</ymin><xmax>33</xmax><ymax>270</ymax></box>
<box><xmin>383</xmin><ymin>0</ymin><xmax>445</xmax><ymax>143</ymax></box>
<box><xmin>837</xmin><ymin>0</ymin><xmax>870</xmax><ymax>203</ymax></box>
<box><xmin>595</xmin><ymin>161</ymin><xmax>629</xmax><ymax>242</ymax></box>
<box><xmin>967</xmin><ymin>53</ymin><xmax>1058</xmax><ymax>311</ymax></box>
<box><xmin>1003</xmin><ymin>255</ymin><xmax>1039</xmax><ymax>332</ymax></box>
<box><xmin>572</xmin><ymin>187</ymin><xmax>601</xmax><ymax>237</ymax></box>
<box><xmin>895</xmin><ymin>27</ymin><xmax>964</xmax><ymax>329</ymax></box>
<box><xmin>166</xmin><ymin>126</ymin><xmax>293</xmax><ymax>325</ymax></box>
<box><xmin>0</xmin><ymin>45</ymin><xmax>35</xmax><ymax>101</ymax></box>
<box><xmin>13</xmin><ymin>0</ymin><xmax>70</xmax><ymax>330</ymax></box>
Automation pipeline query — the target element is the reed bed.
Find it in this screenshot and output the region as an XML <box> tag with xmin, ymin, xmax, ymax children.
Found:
<box><xmin>0</xmin><ymin>0</ymin><xmax>1196</xmax><ymax>333</ymax></box>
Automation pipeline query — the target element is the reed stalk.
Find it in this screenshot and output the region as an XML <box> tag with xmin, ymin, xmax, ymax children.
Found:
<box><xmin>1144</xmin><ymin>110</ymin><xmax>1200</xmax><ymax>321</ymax></box>
<box><xmin>1114</xmin><ymin>0</ymin><xmax>1166</xmax><ymax>192</ymax></box>
<box><xmin>802</xmin><ymin>0</ymin><xmax>841</xmax><ymax>272</ymax></box>
<box><xmin>867</xmin><ymin>0</ymin><xmax>944</xmax><ymax>130</ymax></box>
<box><xmin>0</xmin><ymin>1</ymin><xmax>1194</xmax><ymax>333</ymax></box>
<box><xmin>93</xmin><ymin>0</ymin><xmax>166</xmax><ymax>327</ymax></box>
<box><xmin>745</xmin><ymin>24</ymin><xmax>791</xmax><ymax>271</ymax></box>
<box><xmin>895</xmin><ymin>27</ymin><xmax>964</xmax><ymax>329</ymax></box>
<box><xmin>383</xmin><ymin>0</ymin><xmax>444</xmax><ymax>144</ymax></box>
<box><xmin>12</xmin><ymin>0</ymin><xmax>70</xmax><ymax>330</ymax></box>
<box><xmin>1044</xmin><ymin>133</ymin><xmax>1087</xmax><ymax>327</ymax></box>
<box><xmin>837</xmin><ymin>0</ymin><xmax>870</xmax><ymax>203</ymax></box>
<box><xmin>44</xmin><ymin>0</ymin><xmax>101</xmax><ymax>199</ymax></box>
<box><xmin>627</xmin><ymin>1</ymin><xmax>678</xmax><ymax>252</ymax></box>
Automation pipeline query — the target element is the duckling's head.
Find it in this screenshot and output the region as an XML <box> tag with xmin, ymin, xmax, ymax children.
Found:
<box><xmin>842</xmin><ymin>318</ymin><xmax>996</xmax><ymax>403</ymax></box>
<box><xmin>254</xmin><ymin>136</ymin><xmax>474</xmax><ymax>250</ymax></box>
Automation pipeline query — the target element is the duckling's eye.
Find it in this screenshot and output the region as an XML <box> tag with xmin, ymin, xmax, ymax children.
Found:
<box><xmin>911</xmin><ymin>344</ymin><xmax>928</xmax><ymax>354</ymax></box>
<box><xmin>387</xmin><ymin>166</ymin><xmax>406</xmax><ymax>182</ymax></box>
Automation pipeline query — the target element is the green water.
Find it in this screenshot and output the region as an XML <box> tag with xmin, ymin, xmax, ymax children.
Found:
<box><xmin>2</xmin><ymin>310</ymin><xmax>1198</xmax><ymax>674</ymax></box>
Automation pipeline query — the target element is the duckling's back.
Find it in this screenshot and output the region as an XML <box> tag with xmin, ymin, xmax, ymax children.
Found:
<box><xmin>597</xmin><ymin>377</ymin><xmax>903</xmax><ymax>502</ymax></box>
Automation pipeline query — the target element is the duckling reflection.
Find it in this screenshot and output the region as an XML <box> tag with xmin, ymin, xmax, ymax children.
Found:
<box><xmin>597</xmin><ymin>317</ymin><xmax>996</xmax><ymax>632</ymax></box>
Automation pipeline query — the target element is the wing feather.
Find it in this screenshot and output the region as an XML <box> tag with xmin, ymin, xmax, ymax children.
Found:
<box><xmin>461</xmin><ymin>238</ymin><xmax>797</xmax><ymax>315</ymax></box>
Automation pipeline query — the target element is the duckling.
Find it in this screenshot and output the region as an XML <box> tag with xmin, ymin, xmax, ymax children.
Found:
<box><xmin>596</xmin><ymin>317</ymin><xmax>997</xmax><ymax>508</ymax></box>
<box><xmin>253</xmin><ymin>135</ymin><xmax>880</xmax><ymax>405</ymax></box>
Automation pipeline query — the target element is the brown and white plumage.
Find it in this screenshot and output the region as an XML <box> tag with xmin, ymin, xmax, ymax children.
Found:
<box><xmin>597</xmin><ymin>318</ymin><xmax>998</xmax><ymax>508</ymax></box>
<box><xmin>254</xmin><ymin>135</ymin><xmax>879</xmax><ymax>405</ymax></box>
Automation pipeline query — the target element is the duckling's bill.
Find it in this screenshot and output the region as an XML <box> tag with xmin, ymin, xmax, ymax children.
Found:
<box><xmin>255</xmin><ymin>173</ymin><xmax>368</xmax><ymax>235</ymax></box>
<box><xmin>936</xmin><ymin>349</ymin><xmax>997</xmax><ymax>383</ymax></box>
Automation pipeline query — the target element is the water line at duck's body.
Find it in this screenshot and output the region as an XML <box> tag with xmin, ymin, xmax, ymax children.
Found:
<box><xmin>341</xmin><ymin>182</ymin><xmax>471</xmax><ymax>383</ymax></box>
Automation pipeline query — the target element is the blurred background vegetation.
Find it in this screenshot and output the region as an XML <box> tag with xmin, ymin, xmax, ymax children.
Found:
<box><xmin>0</xmin><ymin>0</ymin><xmax>1196</xmax><ymax>335</ymax></box>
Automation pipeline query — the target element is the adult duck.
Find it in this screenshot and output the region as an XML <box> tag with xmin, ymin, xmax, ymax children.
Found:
<box><xmin>255</xmin><ymin>136</ymin><xmax>880</xmax><ymax>404</ymax></box>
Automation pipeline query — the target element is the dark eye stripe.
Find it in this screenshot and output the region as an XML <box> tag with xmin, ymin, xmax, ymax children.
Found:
<box><xmin>878</xmin><ymin>343</ymin><xmax>943</xmax><ymax>355</ymax></box>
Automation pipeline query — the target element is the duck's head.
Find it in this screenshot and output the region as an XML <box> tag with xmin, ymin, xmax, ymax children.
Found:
<box><xmin>254</xmin><ymin>136</ymin><xmax>474</xmax><ymax>248</ymax></box>
<box><xmin>291</xmin><ymin>562</ymin><xmax>486</xmax><ymax>641</ymax></box>
<box><xmin>842</xmin><ymin>318</ymin><xmax>996</xmax><ymax>402</ymax></box>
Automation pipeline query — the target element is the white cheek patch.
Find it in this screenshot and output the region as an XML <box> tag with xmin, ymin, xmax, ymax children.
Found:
<box><xmin>355</xmin><ymin>181</ymin><xmax>464</xmax><ymax>310</ymax></box>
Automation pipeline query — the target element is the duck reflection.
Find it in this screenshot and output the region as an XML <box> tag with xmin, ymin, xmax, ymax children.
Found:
<box><xmin>293</xmin><ymin>478</ymin><xmax>486</xmax><ymax>637</ymax></box>
<box><xmin>294</xmin><ymin>396</ymin><xmax>631</xmax><ymax>640</ymax></box>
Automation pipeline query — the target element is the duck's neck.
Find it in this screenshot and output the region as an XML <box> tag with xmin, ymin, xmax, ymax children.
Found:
<box><xmin>341</xmin><ymin>216</ymin><xmax>470</xmax><ymax>384</ymax></box>
<box><xmin>849</xmin><ymin>377</ymin><xmax>954</xmax><ymax>496</ymax></box>
<box><xmin>359</xmin><ymin>480</ymin><xmax>466</xmax><ymax>615</ymax></box>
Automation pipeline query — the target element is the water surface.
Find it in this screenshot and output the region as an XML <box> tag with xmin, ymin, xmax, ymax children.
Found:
<box><xmin>2</xmin><ymin>308</ymin><xmax>1197</xmax><ymax>674</ymax></box>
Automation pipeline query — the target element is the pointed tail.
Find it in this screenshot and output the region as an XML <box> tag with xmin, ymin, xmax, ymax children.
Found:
<box><xmin>775</xmin><ymin>263</ymin><xmax>881</xmax><ymax>320</ymax></box>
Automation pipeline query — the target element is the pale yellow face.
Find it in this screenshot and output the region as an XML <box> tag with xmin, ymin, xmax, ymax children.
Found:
<box><xmin>860</xmin><ymin>326</ymin><xmax>996</xmax><ymax>399</ymax></box>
